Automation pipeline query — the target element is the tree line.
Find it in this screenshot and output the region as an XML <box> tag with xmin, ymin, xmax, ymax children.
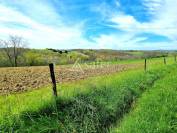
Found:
<box><xmin>0</xmin><ymin>35</ymin><xmax>27</xmax><ymax>67</ymax></box>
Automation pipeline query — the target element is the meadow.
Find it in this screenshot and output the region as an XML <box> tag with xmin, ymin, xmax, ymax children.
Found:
<box><xmin>0</xmin><ymin>56</ymin><xmax>176</xmax><ymax>132</ymax></box>
<box><xmin>111</xmin><ymin>63</ymin><xmax>177</xmax><ymax>133</ymax></box>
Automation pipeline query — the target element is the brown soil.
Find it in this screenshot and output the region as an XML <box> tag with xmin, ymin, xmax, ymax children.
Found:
<box><xmin>0</xmin><ymin>63</ymin><xmax>142</xmax><ymax>94</ymax></box>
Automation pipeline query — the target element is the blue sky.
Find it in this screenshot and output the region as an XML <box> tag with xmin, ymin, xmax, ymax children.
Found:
<box><xmin>0</xmin><ymin>0</ymin><xmax>177</xmax><ymax>50</ymax></box>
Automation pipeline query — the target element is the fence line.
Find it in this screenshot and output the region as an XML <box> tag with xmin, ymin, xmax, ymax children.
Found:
<box><xmin>48</xmin><ymin>56</ymin><xmax>176</xmax><ymax>96</ymax></box>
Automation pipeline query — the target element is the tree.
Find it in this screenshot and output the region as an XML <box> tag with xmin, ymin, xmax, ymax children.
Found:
<box><xmin>0</xmin><ymin>35</ymin><xmax>27</xmax><ymax>67</ymax></box>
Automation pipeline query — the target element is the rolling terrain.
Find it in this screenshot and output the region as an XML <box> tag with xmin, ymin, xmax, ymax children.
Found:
<box><xmin>0</xmin><ymin>48</ymin><xmax>173</xmax><ymax>67</ymax></box>
<box><xmin>0</xmin><ymin>56</ymin><xmax>176</xmax><ymax>132</ymax></box>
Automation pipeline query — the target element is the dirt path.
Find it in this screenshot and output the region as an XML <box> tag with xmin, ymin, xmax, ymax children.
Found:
<box><xmin>0</xmin><ymin>63</ymin><xmax>143</xmax><ymax>94</ymax></box>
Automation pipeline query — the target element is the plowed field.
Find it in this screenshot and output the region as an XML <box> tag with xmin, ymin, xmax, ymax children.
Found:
<box><xmin>0</xmin><ymin>63</ymin><xmax>142</xmax><ymax>94</ymax></box>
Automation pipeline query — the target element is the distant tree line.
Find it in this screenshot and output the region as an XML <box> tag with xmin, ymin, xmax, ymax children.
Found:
<box><xmin>0</xmin><ymin>35</ymin><xmax>175</xmax><ymax>67</ymax></box>
<box><xmin>47</xmin><ymin>48</ymin><xmax>69</xmax><ymax>54</ymax></box>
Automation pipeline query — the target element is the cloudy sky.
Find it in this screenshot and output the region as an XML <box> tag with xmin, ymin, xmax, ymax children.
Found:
<box><xmin>0</xmin><ymin>0</ymin><xmax>177</xmax><ymax>50</ymax></box>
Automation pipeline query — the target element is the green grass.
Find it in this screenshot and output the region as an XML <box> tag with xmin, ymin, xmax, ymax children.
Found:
<box><xmin>111</xmin><ymin>65</ymin><xmax>177</xmax><ymax>133</ymax></box>
<box><xmin>0</xmin><ymin>58</ymin><xmax>176</xmax><ymax>132</ymax></box>
<box><xmin>98</xmin><ymin>56</ymin><xmax>175</xmax><ymax>66</ymax></box>
<box><xmin>126</xmin><ymin>51</ymin><xmax>144</xmax><ymax>56</ymax></box>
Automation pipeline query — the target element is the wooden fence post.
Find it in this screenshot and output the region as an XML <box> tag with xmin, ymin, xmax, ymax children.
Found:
<box><xmin>164</xmin><ymin>57</ymin><xmax>166</xmax><ymax>65</ymax></box>
<box><xmin>144</xmin><ymin>58</ymin><xmax>147</xmax><ymax>71</ymax></box>
<box><xmin>49</xmin><ymin>63</ymin><xmax>57</xmax><ymax>97</ymax></box>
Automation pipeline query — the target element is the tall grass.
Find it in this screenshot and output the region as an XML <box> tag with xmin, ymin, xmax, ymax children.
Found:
<box><xmin>0</xmin><ymin>57</ymin><xmax>176</xmax><ymax>132</ymax></box>
<box><xmin>111</xmin><ymin>64</ymin><xmax>177</xmax><ymax>133</ymax></box>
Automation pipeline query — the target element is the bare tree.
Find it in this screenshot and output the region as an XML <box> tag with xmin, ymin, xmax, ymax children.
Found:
<box><xmin>0</xmin><ymin>35</ymin><xmax>27</xmax><ymax>67</ymax></box>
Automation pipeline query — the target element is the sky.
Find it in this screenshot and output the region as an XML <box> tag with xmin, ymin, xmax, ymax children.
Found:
<box><xmin>0</xmin><ymin>0</ymin><xmax>177</xmax><ymax>50</ymax></box>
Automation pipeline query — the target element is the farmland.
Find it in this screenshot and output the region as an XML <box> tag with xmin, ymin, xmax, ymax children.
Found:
<box><xmin>0</xmin><ymin>56</ymin><xmax>173</xmax><ymax>94</ymax></box>
<box><xmin>1</xmin><ymin>0</ymin><xmax>177</xmax><ymax>132</ymax></box>
<box><xmin>0</xmin><ymin>55</ymin><xmax>176</xmax><ymax>132</ymax></box>
<box><xmin>0</xmin><ymin>62</ymin><xmax>141</xmax><ymax>94</ymax></box>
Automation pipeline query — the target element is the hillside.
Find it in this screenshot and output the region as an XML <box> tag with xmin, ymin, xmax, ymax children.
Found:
<box><xmin>0</xmin><ymin>48</ymin><xmax>174</xmax><ymax>67</ymax></box>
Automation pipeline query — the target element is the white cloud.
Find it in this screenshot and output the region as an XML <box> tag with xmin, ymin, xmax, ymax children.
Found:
<box><xmin>0</xmin><ymin>0</ymin><xmax>177</xmax><ymax>50</ymax></box>
<box><xmin>92</xmin><ymin>0</ymin><xmax>177</xmax><ymax>49</ymax></box>
<box><xmin>92</xmin><ymin>33</ymin><xmax>149</xmax><ymax>50</ymax></box>
<box><xmin>110</xmin><ymin>16</ymin><xmax>177</xmax><ymax>41</ymax></box>
<box><xmin>115</xmin><ymin>0</ymin><xmax>121</xmax><ymax>8</ymax></box>
<box><xmin>142</xmin><ymin>0</ymin><xmax>177</xmax><ymax>40</ymax></box>
<box><xmin>110</xmin><ymin>13</ymin><xmax>139</xmax><ymax>31</ymax></box>
<box><xmin>0</xmin><ymin>3</ymin><xmax>95</xmax><ymax>49</ymax></box>
<box><xmin>0</xmin><ymin>0</ymin><xmax>62</xmax><ymax>25</ymax></box>
<box><xmin>143</xmin><ymin>0</ymin><xmax>163</xmax><ymax>15</ymax></box>
<box><xmin>94</xmin><ymin>33</ymin><xmax>177</xmax><ymax>50</ymax></box>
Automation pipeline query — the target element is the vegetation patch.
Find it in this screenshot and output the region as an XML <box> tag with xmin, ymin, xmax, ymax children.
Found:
<box><xmin>1</xmin><ymin>64</ymin><xmax>175</xmax><ymax>132</ymax></box>
<box><xmin>111</xmin><ymin>64</ymin><xmax>177</xmax><ymax>133</ymax></box>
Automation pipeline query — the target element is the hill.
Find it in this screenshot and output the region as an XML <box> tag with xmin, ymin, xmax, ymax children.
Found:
<box><xmin>0</xmin><ymin>48</ymin><xmax>175</xmax><ymax>67</ymax></box>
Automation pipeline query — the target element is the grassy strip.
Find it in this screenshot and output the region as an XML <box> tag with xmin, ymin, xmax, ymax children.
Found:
<box><xmin>1</xmin><ymin>63</ymin><xmax>176</xmax><ymax>132</ymax></box>
<box><xmin>111</xmin><ymin>64</ymin><xmax>177</xmax><ymax>133</ymax></box>
<box><xmin>1</xmin><ymin>57</ymin><xmax>172</xmax><ymax>118</ymax></box>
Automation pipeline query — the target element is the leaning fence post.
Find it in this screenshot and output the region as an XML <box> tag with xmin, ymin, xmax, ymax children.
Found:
<box><xmin>49</xmin><ymin>63</ymin><xmax>57</xmax><ymax>97</ymax></box>
<box><xmin>144</xmin><ymin>58</ymin><xmax>147</xmax><ymax>71</ymax></box>
<box><xmin>164</xmin><ymin>57</ymin><xmax>166</xmax><ymax>65</ymax></box>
